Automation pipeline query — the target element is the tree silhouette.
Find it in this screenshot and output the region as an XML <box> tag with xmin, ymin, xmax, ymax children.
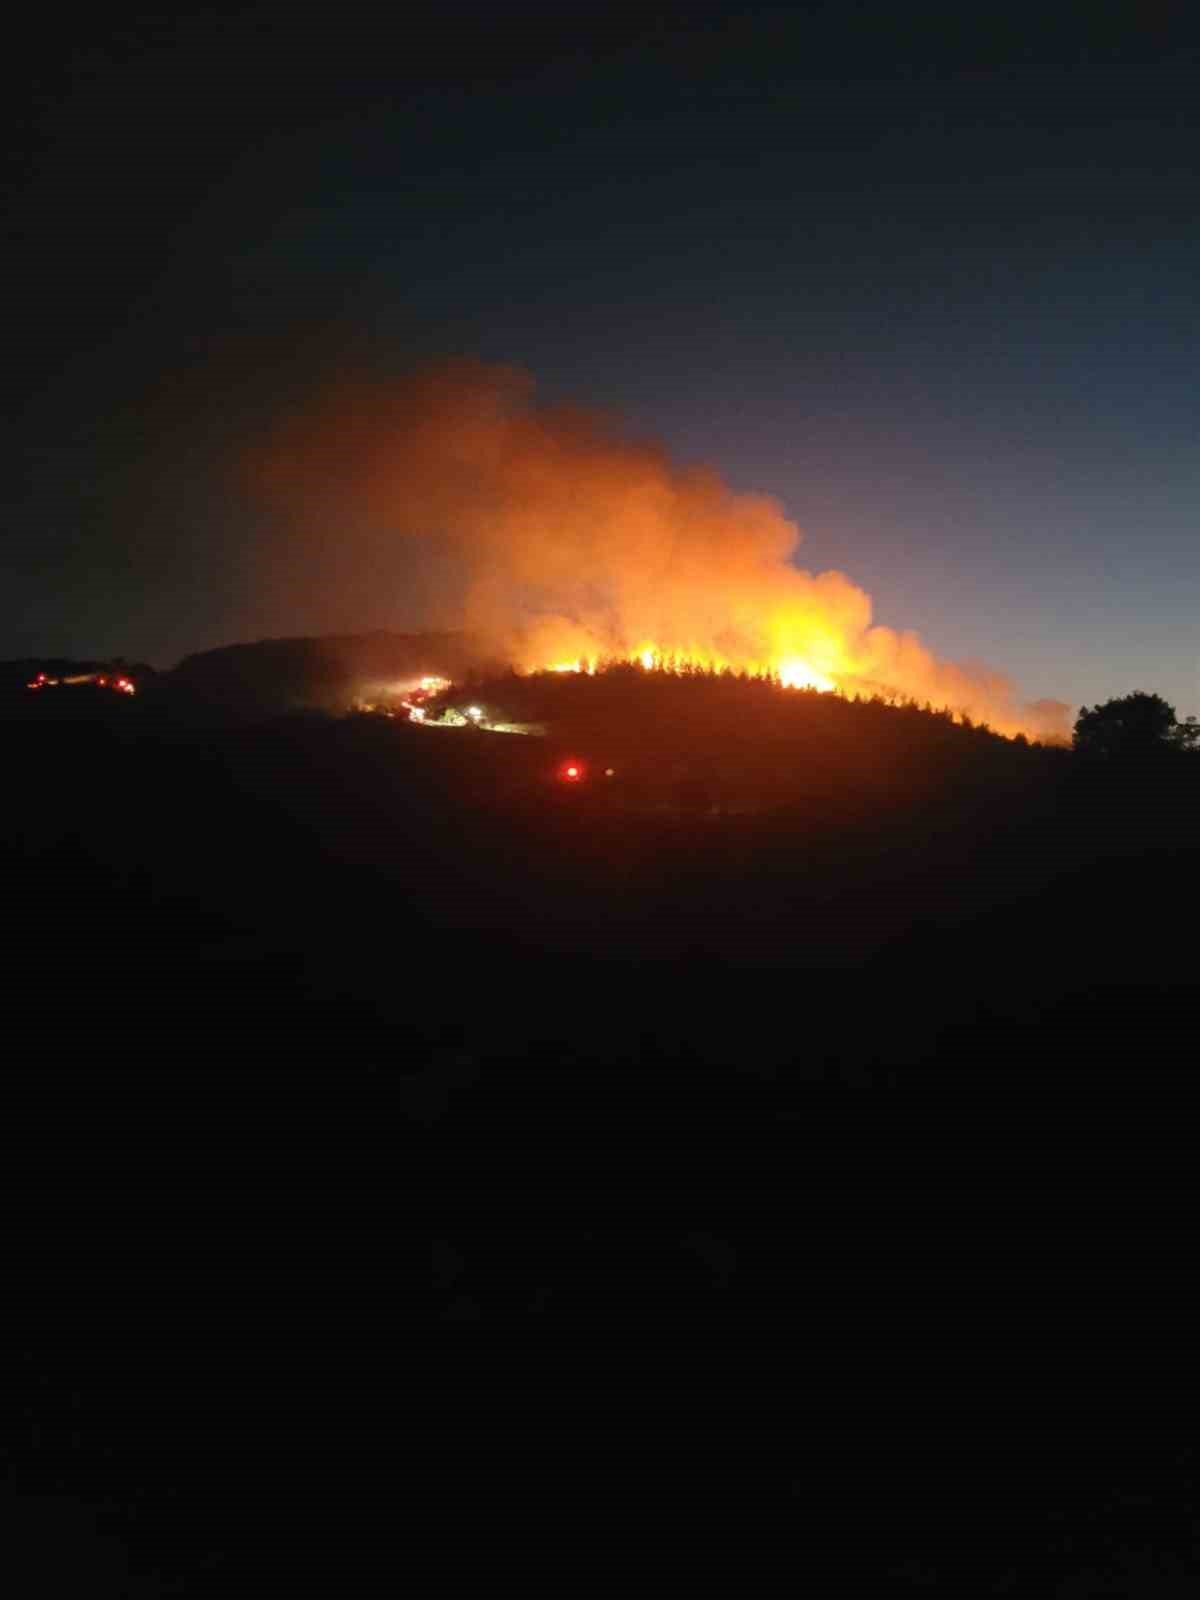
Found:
<box><xmin>1073</xmin><ymin>691</ymin><xmax>1199</xmax><ymax>759</ymax></box>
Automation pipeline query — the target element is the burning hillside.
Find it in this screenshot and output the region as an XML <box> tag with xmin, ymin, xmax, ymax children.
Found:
<box><xmin>244</xmin><ymin>359</ymin><xmax>1068</xmax><ymax>741</ymax></box>
<box><xmin>375</xmin><ymin>658</ymin><xmax>1066</xmax><ymax>824</ymax></box>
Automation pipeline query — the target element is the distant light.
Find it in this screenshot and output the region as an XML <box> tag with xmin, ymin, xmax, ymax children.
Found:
<box><xmin>605</xmin><ymin>768</ymin><xmax>614</xmax><ymax>777</ymax></box>
<box><xmin>467</xmin><ymin>706</ymin><xmax>483</xmax><ymax>720</ymax></box>
<box><xmin>561</xmin><ymin>762</ymin><xmax>583</xmax><ymax>781</ymax></box>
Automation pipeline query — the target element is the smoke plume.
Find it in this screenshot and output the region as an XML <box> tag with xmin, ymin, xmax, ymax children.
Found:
<box><xmin>243</xmin><ymin>358</ymin><xmax>1068</xmax><ymax>739</ymax></box>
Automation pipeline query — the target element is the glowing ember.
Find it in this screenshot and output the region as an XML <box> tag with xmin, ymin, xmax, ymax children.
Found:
<box><xmin>27</xmin><ymin>671</ymin><xmax>136</xmax><ymax>696</ymax></box>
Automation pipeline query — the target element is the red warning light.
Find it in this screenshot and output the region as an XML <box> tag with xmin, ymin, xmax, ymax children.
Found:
<box><xmin>561</xmin><ymin>761</ymin><xmax>583</xmax><ymax>782</ymax></box>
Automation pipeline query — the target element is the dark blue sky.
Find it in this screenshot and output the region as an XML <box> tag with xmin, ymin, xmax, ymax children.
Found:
<box><xmin>6</xmin><ymin>4</ymin><xmax>1198</xmax><ymax>717</ymax></box>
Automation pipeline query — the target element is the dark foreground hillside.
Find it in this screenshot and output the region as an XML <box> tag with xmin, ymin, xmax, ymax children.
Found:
<box><xmin>6</xmin><ymin>682</ymin><xmax>1198</xmax><ymax>1589</ymax></box>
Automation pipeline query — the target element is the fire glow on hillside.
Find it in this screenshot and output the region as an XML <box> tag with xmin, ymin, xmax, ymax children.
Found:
<box><xmin>547</xmin><ymin>650</ymin><xmax>836</xmax><ymax>693</ymax></box>
<box><xmin>27</xmin><ymin>671</ymin><xmax>136</xmax><ymax>696</ymax></box>
<box><xmin>246</xmin><ymin>359</ymin><xmax>1069</xmax><ymax>740</ymax></box>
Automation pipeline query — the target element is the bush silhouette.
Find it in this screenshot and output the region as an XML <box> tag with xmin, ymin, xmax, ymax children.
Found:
<box><xmin>1073</xmin><ymin>691</ymin><xmax>1198</xmax><ymax>760</ymax></box>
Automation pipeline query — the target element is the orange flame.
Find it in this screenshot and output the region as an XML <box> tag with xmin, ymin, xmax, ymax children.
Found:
<box><xmin>245</xmin><ymin>359</ymin><xmax>1069</xmax><ymax>741</ymax></box>
<box><xmin>538</xmin><ymin>647</ymin><xmax>836</xmax><ymax>693</ymax></box>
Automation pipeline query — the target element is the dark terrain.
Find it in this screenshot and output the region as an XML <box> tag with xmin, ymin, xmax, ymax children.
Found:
<box><xmin>6</xmin><ymin>644</ymin><xmax>1198</xmax><ymax>1589</ymax></box>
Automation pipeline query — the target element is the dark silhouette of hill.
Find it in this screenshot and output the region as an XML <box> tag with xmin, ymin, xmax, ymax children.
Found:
<box><xmin>6</xmin><ymin>663</ymin><xmax>1194</xmax><ymax>1168</ymax></box>
<box><xmin>161</xmin><ymin>629</ymin><xmax>502</xmax><ymax>722</ymax></box>
<box><xmin>427</xmin><ymin>659</ymin><xmax>1069</xmax><ymax>818</ymax></box>
<box><xmin>4</xmin><ymin>660</ymin><xmax>1194</xmax><ymax>1124</ymax></box>
<box><xmin>6</xmin><ymin>664</ymin><xmax>1197</xmax><ymax>1589</ymax></box>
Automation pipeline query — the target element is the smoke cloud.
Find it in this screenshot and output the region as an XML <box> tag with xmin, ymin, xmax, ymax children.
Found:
<box><xmin>243</xmin><ymin>358</ymin><xmax>1068</xmax><ymax>739</ymax></box>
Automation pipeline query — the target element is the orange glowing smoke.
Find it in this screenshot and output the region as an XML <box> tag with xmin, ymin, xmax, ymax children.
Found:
<box><xmin>245</xmin><ymin>359</ymin><xmax>1068</xmax><ymax>740</ymax></box>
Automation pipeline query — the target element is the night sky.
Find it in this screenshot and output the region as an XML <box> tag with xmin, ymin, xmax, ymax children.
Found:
<box><xmin>7</xmin><ymin>3</ymin><xmax>1199</xmax><ymax>719</ymax></box>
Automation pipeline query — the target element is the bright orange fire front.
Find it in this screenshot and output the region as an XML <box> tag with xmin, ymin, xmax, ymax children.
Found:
<box><xmin>245</xmin><ymin>360</ymin><xmax>1069</xmax><ymax>742</ymax></box>
<box><xmin>540</xmin><ymin>647</ymin><xmax>838</xmax><ymax>694</ymax></box>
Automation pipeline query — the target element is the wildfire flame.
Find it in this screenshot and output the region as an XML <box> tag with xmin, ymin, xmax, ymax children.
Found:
<box><xmin>245</xmin><ymin>358</ymin><xmax>1070</xmax><ymax>741</ymax></box>
<box><xmin>778</xmin><ymin>659</ymin><xmax>836</xmax><ymax>693</ymax></box>
<box><xmin>27</xmin><ymin>671</ymin><xmax>135</xmax><ymax>695</ymax></box>
<box><xmin>541</xmin><ymin>648</ymin><xmax>836</xmax><ymax>693</ymax></box>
